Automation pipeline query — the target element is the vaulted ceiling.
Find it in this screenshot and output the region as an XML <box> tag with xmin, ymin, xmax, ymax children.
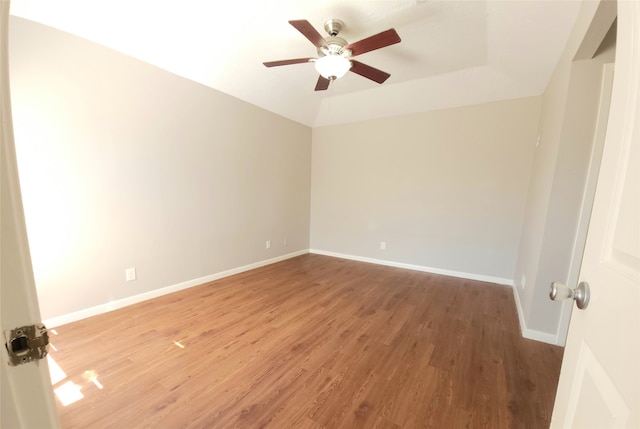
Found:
<box><xmin>10</xmin><ymin>1</ymin><xmax>582</xmax><ymax>127</ymax></box>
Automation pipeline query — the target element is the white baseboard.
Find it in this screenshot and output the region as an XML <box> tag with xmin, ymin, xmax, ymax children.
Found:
<box><xmin>309</xmin><ymin>249</ymin><xmax>514</xmax><ymax>286</ymax></box>
<box><xmin>43</xmin><ymin>249</ymin><xmax>309</xmax><ymax>328</ymax></box>
<box><xmin>511</xmin><ymin>285</ymin><xmax>560</xmax><ymax>345</ymax></box>
<box><xmin>311</xmin><ymin>249</ymin><xmax>561</xmax><ymax>346</ymax></box>
<box><xmin>45</xmin><ymin>248</ymin><xmax>559</xmax><ymax>347</ymax></box>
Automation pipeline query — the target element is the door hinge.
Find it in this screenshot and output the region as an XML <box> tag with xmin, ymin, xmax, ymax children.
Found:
<box><xmin>4</xmin><ymin>324</ymin><xmax>49</xmax><ymax>366</ymax></box>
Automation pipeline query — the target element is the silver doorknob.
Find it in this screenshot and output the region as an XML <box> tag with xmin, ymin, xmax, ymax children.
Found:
<box><xmin>549</xmin><ymin>281</ymin><xmax>590</xmax><ymax>309</ymax></box>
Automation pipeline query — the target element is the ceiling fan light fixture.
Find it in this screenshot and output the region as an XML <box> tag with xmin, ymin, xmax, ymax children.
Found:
<box><xmin>265</xmin><ymin>19</ymin><xmax>400</xmax><ymax>91</ymax></box>
<box><xmin>314</xmin><ymin>55</ymin><xmax>352</xmax><ymax>81</ymax></box>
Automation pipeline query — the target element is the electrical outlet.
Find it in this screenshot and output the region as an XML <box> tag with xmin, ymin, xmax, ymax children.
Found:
<box><xmin>521</xmin><ymin>273</ymin><xmax>526</xmax><ymax>289</ymax></box>
<box><xmin>283</xmin><ymin>238</ymin><xmax>288</xmax><ymax>246</ymax></box>
<box><xmin>380</xmin><ymin>241</ymin><xmax>386</xmax><ymax>250</ymax></box>
<box><xmin>266</xmin><ymin>240</ymin><xmax>271</xmax><ymax>249</ymax></box>
<box><xmin>125</xmin><ymin>267</ymin><xmax>136</xmax><ymax>282</ymax></box>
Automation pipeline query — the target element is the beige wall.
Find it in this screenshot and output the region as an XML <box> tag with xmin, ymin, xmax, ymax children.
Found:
<box><xmin>9</xmin><ymin>17</ymin><xmax>311</xmax><ymax>321</ymax></box>
<box><xmin>10</xmin><ymin>6</ymin><xmax>614</xmax><ymax>346</ymax></box>
<box><xmin>513</xmin><ymin>1</ymin><xmax>616</xmax><ymax>343</ymax></box>
<box><xmin>311</xmin><ymin>97</ymin><xmax>541</xmax><ymax>282</ymax></box>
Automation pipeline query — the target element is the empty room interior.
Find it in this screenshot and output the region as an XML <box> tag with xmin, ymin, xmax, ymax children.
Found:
<box><xmin>2</xmin><ymin>0</ymin><xmax>627</xmax><ymax>428</ymax></box>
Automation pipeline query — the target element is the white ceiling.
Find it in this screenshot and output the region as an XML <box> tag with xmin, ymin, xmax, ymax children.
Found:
<box><xmin>10</xmin><ymin>1</ymin><xmax>582</xmax><ymax>127</ymax></box>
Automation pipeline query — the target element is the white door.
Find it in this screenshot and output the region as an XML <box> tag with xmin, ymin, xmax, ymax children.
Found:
<box><xmin>551</xmin><ymin>1</ymin><xmax>640</xmax><ymax>427</ymax></box>
<box><xmin>0</xmin><ymin>2</ymin><xmax>61</xmax><ymax>428</ymax></box>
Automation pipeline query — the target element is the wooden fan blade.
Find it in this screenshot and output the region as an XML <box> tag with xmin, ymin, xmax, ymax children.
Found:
<box><xmin>315</xmin><ymin>75</ymin><xmax>331</xmax><ymax>91</ymax></box>
<box><xmin>345</xmin><ymin>29</ymin><xmax>401</xmax><ymax>57</ymax></box>
<box><xmin>350</xmin><ymin>60</ymin><xmax>391</xmax><ymax>84</ymax></box>
<box><xmin>263</xmin><ymin>58</ymin><xmax>314</xmax><ymax>67</ymax></box>
<box><xmin>289</xmin><ymin>20</ymin><xmax>327</xmax><ymax>48</ymax></box>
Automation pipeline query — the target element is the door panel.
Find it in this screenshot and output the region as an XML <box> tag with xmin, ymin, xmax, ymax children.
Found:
<box><xmin>551</xmin><ymin>1</ymin><xmax>640</xmax><ymax>427</ymax></box>
<box><xmin>569</xmin><ymin>342</ymin><xmax>630</xmax><ymax>427</ymax></box>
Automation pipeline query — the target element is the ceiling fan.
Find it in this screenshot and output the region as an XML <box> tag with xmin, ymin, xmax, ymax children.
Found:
<box><xmin>263</xmin><ymin>19</ymin><xmax>401</xmax><ymax>91</ymax></box>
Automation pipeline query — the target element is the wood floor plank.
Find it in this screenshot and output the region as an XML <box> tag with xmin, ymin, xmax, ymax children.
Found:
<box><xmin>48</xmin><ymin>254</ymin><xmax>563</xmax><ymax>428</ymax></box>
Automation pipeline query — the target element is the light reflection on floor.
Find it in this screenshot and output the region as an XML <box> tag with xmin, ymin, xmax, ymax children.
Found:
<box><xmin>54</xmin><ymin>381</ymin><xmax>84</xmax><ymax>407</ymax></box>
<box><xmin>49</xmin><ymin>327</ymin><xmax>184</xmax><ymax>409</ymax></box>
<box><xmin>47</xmin><ymin>355</ymin><xmax>66</xmax><ymax>385</ymax></box>
<box><xmin>48</xmin><ymin>328</ymin><xmax>103</xmax><ymax>407</ymax></box>
<box><xmin>82</xmin><ymin>370</ymin><xmax>104</xmax><ymax>389</ymax></box>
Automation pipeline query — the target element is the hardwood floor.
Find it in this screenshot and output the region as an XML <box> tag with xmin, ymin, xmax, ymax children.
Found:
<box><xmin>47</xmin><ymin>254</ymin><xmax>564</xmax><ymax>428</ymax></box>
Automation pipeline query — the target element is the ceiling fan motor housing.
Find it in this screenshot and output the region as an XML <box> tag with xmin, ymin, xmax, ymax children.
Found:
<box><xmin>318</xmin><ymin>36</ymin><xmax>351</xmax><ymax>57</ymax></box>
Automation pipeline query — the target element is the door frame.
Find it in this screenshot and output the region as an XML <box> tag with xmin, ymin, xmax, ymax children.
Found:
<box><xmin>1</xmin><ymin>1</ymin><xmax>61</xmax><ymax>427</ymax></box>
<box><xmin>557</xmin><ymin>62</ymin><xmax>615</xmax><ymax>346</ymax></box>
